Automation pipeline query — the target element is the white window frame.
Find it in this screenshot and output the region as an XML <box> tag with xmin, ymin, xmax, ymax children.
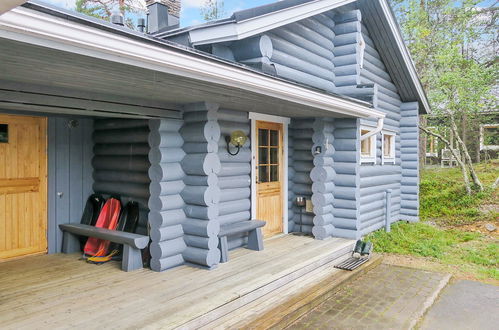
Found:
<box><xmin>382</xmin><ymin>130</ymin><xmax>396</xmax><ymax>164</ymax></box>
<box><xmin>360</xmin><ymin>125</ymin><xmax>377</xmax><ymax>164</ymax></box>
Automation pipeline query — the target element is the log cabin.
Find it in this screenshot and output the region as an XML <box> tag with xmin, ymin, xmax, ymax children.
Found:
<box><xmin>0</xmin><ymin>0</ymin><xmax>428</xmax><ymax>273</ymax></box>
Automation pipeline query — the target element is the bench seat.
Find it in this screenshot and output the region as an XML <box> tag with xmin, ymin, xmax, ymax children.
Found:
<box><xmin>218</xmin><ymin>220</ymin><xmax>266</xmax><ymax>263</ymax></box>
<box><xmin>59</xmin><ymin>223</ymin><xmax>149</xmax><ymax>272</ymax></box>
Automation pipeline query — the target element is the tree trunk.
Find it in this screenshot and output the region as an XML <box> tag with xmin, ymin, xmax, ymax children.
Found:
<box><xmin>419</xmin><ymin>125</ymin><xmax>472</xmax><ymax>195</ymax></box>
<box><xmin>419</xmin><ymin>116</ymin><xmax>428</xmax><ymax>168</ymax></box>
<box><xmin>448</xmin><ymin>112</ymin><xmax>484</xmax><ymax>191</ymax></box>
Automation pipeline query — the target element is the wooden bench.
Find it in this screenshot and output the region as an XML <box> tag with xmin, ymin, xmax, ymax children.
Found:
<box><xmin>59</xmin><ymin>223</ymin><xmax>149</xmax><ymax>272</ymax></box>
<box><xmin>218</xmin><ymin>220</ymin><xmax>266</xmax><ymax>263</ymax></box>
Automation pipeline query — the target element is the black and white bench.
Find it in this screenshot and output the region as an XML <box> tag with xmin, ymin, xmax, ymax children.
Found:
<box><xmin>218</xmin><ymin>220</ymin><xmax>266</xmax><ymax>263</ymax></box>
<box><xmin>59</xmin><ymin>223</ymin><xmax>149</xmax><ymax>272</ymax></box>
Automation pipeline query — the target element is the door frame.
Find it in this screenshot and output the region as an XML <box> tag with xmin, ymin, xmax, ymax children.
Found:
<box><xmin>249</xmin><ymin>112</ymin><xmax>290</xmax><ymax>235</ymax></box>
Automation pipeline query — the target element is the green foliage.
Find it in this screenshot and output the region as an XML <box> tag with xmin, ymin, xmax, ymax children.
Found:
<box><xmin>367</xmin><ymin>222</ymin><xmax>498</xmax><ymax>280</ymax></box>
<box><xmin>389</xmin><ymin>0</ymin><xmax>498</xmax><ymax>115</ymax></box>
<box><xmin>367</xmin><ymin>222</ymin><xmax>480</xmax><ymax>258</ymax></box>
<box><xmin>420</xmin><ymin>162</ymin><xmax>498</xmax><ymax>225</ymax></box>
<box><xmin>200</xmin><ymin>0</ymin><xmax>226</xmax><ymax>21</ymax></box>
<box><xmin>74</xmin><ymin>0</ymin><xmax>145</xmax><ymax>29</ymax></box>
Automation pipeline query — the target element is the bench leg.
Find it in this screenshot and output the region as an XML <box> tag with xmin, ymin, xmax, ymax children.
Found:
<box><xmin>247</xmin><ymin>228</ymin><xmax>264</xmax><ymax>251</ymax></box>
<box><xmin>122</xmin><ymin>245</ymin><xmax>143</xmax><ymax>272</ymax></box>
<box><xmin>219</xmin><ymin>236</ymin><xmax>229</xmax><ymax>263</ymax></box>
<box><xmin>62</xmin><ymin>231</ymin><xmax>80</xmax><ymax>254</ymax></box>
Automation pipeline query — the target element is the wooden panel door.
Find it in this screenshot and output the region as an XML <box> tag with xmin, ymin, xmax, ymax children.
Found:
<box><xmin>256</xmin><ymin>121</ymin><xmax>283</xmax><ymax>237</ymax></box>
<box><xmin>0</xmin><ymin>114</ymin><xmax>47</xmax><ymax>260</ymax></box>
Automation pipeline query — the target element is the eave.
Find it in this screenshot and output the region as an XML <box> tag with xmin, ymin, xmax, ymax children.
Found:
<box><xmin>0</xmin><ymin>5</ymin><xmax>385</xmax><ymax>119</ymax></box>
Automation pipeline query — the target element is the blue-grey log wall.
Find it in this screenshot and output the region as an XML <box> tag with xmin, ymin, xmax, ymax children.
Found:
<box><xmin>148</xmin><ymin>118</ymin><xmax>186</xmax><ymax>272</ymax></box>
<box><xmin>357</xmin><ymin>19</ymin><xmax>403</xmax><ymax>235</ymax></box>
<box><xmin>180</xmin><ymin>102</ymin><xmax>221</xmax><ymax>269</ymax></box>
<box><xmin>288</xmin><ymin>118</ymin><xmax>314</xmax><ymax>234</ymax></box>
<box><xmin>91</xmin><ymin>119</ymin><xmax>151</xmax><ymax>236</ymax></box>
<box><xmin>48</xmin><ymin>117</ymin><xmax>93</xmax><ymax>253</ymax></box>
<box><xmin>218</xmin><ymin>109</ymin><xmax>252</xmax><ymax>250</ymax></box>
<box><xmin>400</xmin><ymin>102</ymin><xmax>419</xmax><ymax>221</ymax></box>
<box><xmin>332</xmin><ymin>118</ymin><xmax>361</xmax><ymax>239</ymax></box>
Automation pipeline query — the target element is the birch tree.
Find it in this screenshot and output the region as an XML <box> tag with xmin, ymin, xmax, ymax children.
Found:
<box><xmin>390</xmin><ymin>0</ymin><xmax>498</xmax><ymax>194</ymax></box>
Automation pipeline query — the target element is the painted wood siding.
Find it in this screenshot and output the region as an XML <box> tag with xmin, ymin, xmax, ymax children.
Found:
<box><xmin>311</xmin><ymin>118</ymin><xmax>335</xmax><ymax>239</ymax></box>
<box><xmin>267</xmin><ymin>13</ymin><xmax>336</xmax><ymax>93</ymax></box>
<box><xmin>332</xmin><ymin>118</ymin><xmax>360</xmax><ymax>239</ymax></box>
<box><xmin>148</xmin><ymin>118</ymin><xmax>186</xmax><ymax>272</ymax></box>
<box><xmin>92</xmin><ymin>119</ymin><xmax>151</xmax><ymax>235</ymax></box>
<box><xmin>288</xmin><ymin>118</ymin><xmax>314</xmax><ymax>234</ymax></box>
<box><xmin>357</xmin><ymin>22</ymin><xmax>403</xmax><ymax>235</ymax></box>
<box><xmin>47</xmin><ymin>117</ymin><xmax>93</xmax><ymax>253</ymax></box>
<box><xmin>400</xmin><ymin>102</ymin><xmax>419</xmax><ymax>221</ymax></box>
<box><xmin>218</xmin><ymin>109</ymin><xmax>252</xmax><ymax>250</ymax></box>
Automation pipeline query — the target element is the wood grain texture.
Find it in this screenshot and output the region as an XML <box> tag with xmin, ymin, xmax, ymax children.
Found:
<box><xmin>0</xmin><ymin>235</ymin><xmax>354</xmax><ymax>329</ymax></box>
<box><xmin>0</xmin><ymin>114</ymin><xmax>47</xmax><ymax>259</ymax></box>
<box><xmin>256</xmin><ymin>121</ymin><xmax>284</xmax><ymax>237</ymax></box>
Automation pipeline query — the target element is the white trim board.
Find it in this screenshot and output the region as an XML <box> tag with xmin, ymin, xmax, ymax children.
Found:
<box><xmin>186</xmin><ymin>0</ymin><xmax>356</xmax><ymax>45</ymax></box>
<box><xmin>0</xmin><ymin>7</ymin><xmax>385</xmax><ymax>120</ymax></box>
<box><xmin>249</xmin><ymin>112</ymin><xmax>290</xmax><ymax>235</ymax></box>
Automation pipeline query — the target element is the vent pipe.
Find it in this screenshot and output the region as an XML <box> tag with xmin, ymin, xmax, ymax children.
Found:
<box><xmin>110</xmin><ymin>11</ymin><xmax>124</xmax><ymax>26</ymax></box>
<box><xmin>137</xmin><ymin>18</ymin><xmax>146</xmax><ymax>32</ymax></box>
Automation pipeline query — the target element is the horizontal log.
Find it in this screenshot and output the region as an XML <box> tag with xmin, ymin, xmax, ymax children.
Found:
<box><xmin>94</xmin><ymin>143</ymin><xmax>149</xmax><ymax>156</ymax></box>
<box><xmin>182</xmin><ymin>218</ymin><xmax>220</xmax><ymax>237</ymax></box>
<box><xmin>95</xmin><ymin>119</ymin><xmax>148</xmax><ymax>131</ymax></box>
<box><xmin>149</xmin><ymin>147</ymin><xmax>185</xmax><ymax>164</ymax></box>
<box><xmin>92</xmin><ymin>156</ymin><xmax>149</xmax><ymax>172</ymax></box>
<box><xmin>93</xmin><ymin>181</ymin><xmax>149</xmax><ymax>199</ymax></box>
<box><xmin>181</xmin><ymin>185</ymin><xmax>220</xmax><ymax>206</ymax></box>
<box><xmin>93</xmin><ymin>170</ymin><xmax>150</xmax><ymax>184</ymax></box>
<box><xmin>150</xmin><ymin>237</ymin><xmax>186</xmax><ymax>259</ymax></box>
<box><xmin>182</xmin><ymin>153</ymin><xmax>221</xmax><ymax>176</ymax></box>
<box><xmin>150</xmin><ymin>224</ymin><xmax>183</xmax><ymax>242</ymax></box>
<box><xmin>184</xmin><ymin>234</ymin><xmax>218</xmax><ymax>250</ymax></box>
<box><xmin>148</xmin><ymin>209</ymin><xmax>185</xmax><ymax>228</ymax></box>
<box><xmin>218</xmin><ymin>175</ymin><xmax>250</xmax><ymax>189</ymax></box>
<box><xmin>218</xmin><ymin>199</ymin><xmax>251</xmax><ymax>216</ymax></box>
<box><xmin>183</xmin><ymin>141</ymin><xmax>219</xmax><ymax>154</ymax></box>
<box><xmin>150</xmin><ymin>180</ymin><xmax>185</xmax><ymax>196</ymax></box>
<box><xmin>93</xmin><ymin>128</ymin><xmax>149</xmax><ymax>144</ymax></box>
<box><xmin>150</xmin><ymin>254</ymin><xmax>184</xmax><ymax>272</ymax></box>
<box><xmin>149</xmin><ymin>163</ymin><xmax>185</xmax><ymax>182</ymax></box>
<box><xmin>183</xmin><ymin>246</ymin><xmax>220</xmax><ymax>268</ymax></box>
<box><xmin>149</xmin><ymin>194</ymin><xmax>184</xmax><ymax>212</ymax></box>
<box><xmin>184</xmin><ymin>204</ymin><xmax>219</xmax><ymax>220</ymax></box>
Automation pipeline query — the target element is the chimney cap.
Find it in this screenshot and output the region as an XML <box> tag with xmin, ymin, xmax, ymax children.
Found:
<box><xmin>110</xmin><ymin>11</ymin><xmax>124</xmax><ymax>26</ymax></box>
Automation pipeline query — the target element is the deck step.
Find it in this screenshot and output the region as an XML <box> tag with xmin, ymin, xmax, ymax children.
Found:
<box><xmin>190</xmin><ymin>240</ymin><xmax>357</xmax><ymax>329</ymax></box>
<box><xmin>205</xmin><ymin>254</ymin><xmax>382</xmax><ymax>329</ymax></box>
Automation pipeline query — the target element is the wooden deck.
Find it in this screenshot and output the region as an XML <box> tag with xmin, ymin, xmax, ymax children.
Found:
<box><xmin>0</xmin><ymin>235</ymin><xmax>354</xmax><ymax>329</ymax></box>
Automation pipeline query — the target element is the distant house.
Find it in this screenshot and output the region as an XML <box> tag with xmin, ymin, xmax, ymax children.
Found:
<box><xmin>0</xmin><ymin>0</ymin><xmax>428</xmax><ymax>271</ymax></box>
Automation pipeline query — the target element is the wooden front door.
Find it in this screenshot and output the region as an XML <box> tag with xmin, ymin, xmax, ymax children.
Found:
<box><xmin>256</xmin><ymin>121</ymin><xmax>283</xmax><ymax>237</ymax></box>
<box><xmin>0</xmin><ymin>114</ymin><xmax>47</xmax><ymax>260</ymax></box>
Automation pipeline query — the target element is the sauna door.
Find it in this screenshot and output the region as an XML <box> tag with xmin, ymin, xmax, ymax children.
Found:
<box><xmin>0</xmin><ymin>114</ymin><xmax>47</xmax><ymax>260</ymax></box>
<box><xmin>255</xmin><ymin>121</ymin><xmax>283</xmax><ymax>237</ymax></box>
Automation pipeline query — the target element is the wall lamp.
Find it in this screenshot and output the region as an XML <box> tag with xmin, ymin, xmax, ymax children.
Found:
<box><xmin>225</xmin><ymin>130</ymin><xmax>247</xmax><ymax>156</ymax></box>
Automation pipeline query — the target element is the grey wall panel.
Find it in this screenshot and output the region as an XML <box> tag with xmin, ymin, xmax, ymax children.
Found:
<box><xmin>217</xmin><ymin>109</ymin><xmax>251</xmax><ymax>249</ymax></box>
<box><xmin>47</xmin><ymin>117</ymin><xmax>94</xmax><ymax>254</ymax></box>
<box><xmin>400</xmin><ymin>102</ymin><xmax>419</xmax><ymax>222</ymax></box>
<box><xmin>289</xmin><ymin>118</ymin><xmax>314</xmax><ymax>234</ymax></box>
<box><xmin>92</xmin><ymin>118</ymin><xmax>151</xmax><ymax>236</ymax></box>
<box><xmin>332</xmin><ymin>118</ymin><xmax>360</xmax><ymax>239</ymax></box>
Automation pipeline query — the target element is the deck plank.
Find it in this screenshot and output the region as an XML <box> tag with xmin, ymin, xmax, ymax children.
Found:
<box><xmin>0</xmin><ymin>235</ymin><xmax>353</xmax><ymax>329</ymax></box>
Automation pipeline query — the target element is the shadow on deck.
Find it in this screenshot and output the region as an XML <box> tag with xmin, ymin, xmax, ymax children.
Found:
<box><xmin>0</xmin><ymin>235</ymin><xmax>354</xmax><ymax>329</ymax></box>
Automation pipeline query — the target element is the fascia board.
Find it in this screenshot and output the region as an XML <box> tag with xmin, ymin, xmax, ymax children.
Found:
<box><xmin>189</xmin><ymin>0</ymin><xmax>356</xmax><ymax>46</ymax></box>
<box><xmin>0</xmin><ymin>7</ymin><xmax>385</xmax><ymax>119</ymax></box>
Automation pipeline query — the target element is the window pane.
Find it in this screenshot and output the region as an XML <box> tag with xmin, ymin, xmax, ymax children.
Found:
<box><xmin>258</xmin><ymin>129</ymin><xmax>268</xmax><ymax>146</ymax></box>
<box><xmin>361</xmin><ymin>138</ymin><xmax>371</xmax><ymax>156</ymax></box>
<box><xmin>259</xmin><ymin>165</ymin><xmax>269</xmax><ymax>183</ymax></box>
<box><xmin>384</xmin><ymin>135</ymin><xmax>392</xmax><ymax>157</ymax></box>
<box><xmin>259</xmin><ymin>147</ymin><xmax>268</xmax><ymax>165</ymax></box>
<box><xmin>0</xmin><ymin>124</ymin><xmax>7</xmax><ymax>143</ymax></box>
<box><xmin>270</xmin><ymin>130</ymin><xmax>279</xmax><ymax>146</ymax></box>
<box><xmin>270</xmin><ymin>148</ymin><xmax>278</xmax><ymax>164</ymax></box>
<box><xmin>270</xmin><ymin>165</ymin><xmax>279</xmax><ymax>182</ymax></box>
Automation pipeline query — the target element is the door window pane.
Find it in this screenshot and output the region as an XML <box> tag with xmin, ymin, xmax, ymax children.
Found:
<box><xmin>258</xmin><ymin>129</ymin><xmax>268</xmax><ymax>146</ymax></box>
<box><xmin>270</xmin><ymin>148</ymin><xmax>278</xmax><ymax>164</ymax></box>
<box><xmin>270</xmin><ymin>130</ymin><xmax>278</xmax><ymax>146</ymax></box>
<box><xmin>259</xmin><ymin>147</ymin><xmax>268</xmax><ymax>164</ymax></box>
<box><xmin>0</xmin><ymin>124</ymin><xmax>8</xmax><ymax>143</ymax></box>
<box><xmin>270</xmin><ymin>165</ymin><xmax>279</xmax><ymax>182</ymax></box>
<box><xmin>259</xmin><ymin>165</ymin><xmax>269</xmax><ymax>183</ymax></box>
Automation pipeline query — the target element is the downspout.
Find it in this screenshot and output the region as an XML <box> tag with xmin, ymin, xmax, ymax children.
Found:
<box><xmin>360</xmin><ymin>117</ymin><xmax>384</xmax><ymax>141</ymax></box>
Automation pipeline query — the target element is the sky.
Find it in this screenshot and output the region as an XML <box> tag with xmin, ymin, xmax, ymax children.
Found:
<box><xmin>42</xmin><ymin>0</ymin><xmax>280</xmax><ymax>27</ymax></box>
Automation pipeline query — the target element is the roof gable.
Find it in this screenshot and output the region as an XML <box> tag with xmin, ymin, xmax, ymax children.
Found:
<box><xmin>161</xmin><ymin>0</ymin><xmax>429</xmax><ymax>114</ymax></box>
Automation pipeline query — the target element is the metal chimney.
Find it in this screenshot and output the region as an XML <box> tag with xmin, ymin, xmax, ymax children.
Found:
<box><xmin>146</xmin><ymin>1</ymin><xmax>179</xmax><ymax>34</ymax></box>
